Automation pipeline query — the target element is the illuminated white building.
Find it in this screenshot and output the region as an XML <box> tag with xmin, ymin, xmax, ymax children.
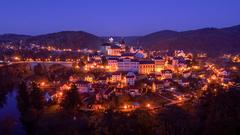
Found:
<box><xmin>118</xmin><ymin>58</ymin><xmax>139</xmax><ymax>72</ymax></box>
<box><xmin>107</xmin><ymin>45</ymin><xmax>122</xmax><ymax>56</ymax></box>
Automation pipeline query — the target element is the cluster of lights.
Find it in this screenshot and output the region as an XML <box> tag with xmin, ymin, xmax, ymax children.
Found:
<box><xmin>84</xmin><ymin>64</ymin><xmax>110</xmax><ymax>71</ymax></box>
<box><xmin>123</xmin><ymin>103</ymin><xmax>152</xmax><ymax>110</ymax></box>
<box><xmin>232</xmin><ymin>55</ymin><xmax>240</xmax><ymax>63</ymax></box>
<box><xmin>192</xmin><ymin>66</ymin><xmax>200</xmax><ymax>70</ymax></box>
<box><xmin>15</xmin><ymin>57</ymin><xmax>86</xmax><ymax>63</ymax></box>
<box><xmin>75</xmin><ymin>65</ymin><xmax>80</xmax><ymax>69</ymax></box>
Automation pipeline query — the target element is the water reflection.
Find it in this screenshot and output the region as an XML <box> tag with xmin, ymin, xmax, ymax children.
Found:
<box><xmin>0</xmin><ymin>90</ymin><xmax>25</xmax><ymax>135</ymax></box>
<box><xmin>0</xmin><ymin>91</ymin><xmax>7</xmax><ymax>108</ymax></box>
<box><xmin>0</xmin><ymin>87</ymin><xmax>13</xmax><ymax>108</ymax></box>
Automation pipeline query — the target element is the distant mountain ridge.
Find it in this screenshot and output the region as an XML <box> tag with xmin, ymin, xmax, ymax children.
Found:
<box><xmin>25</xmin><ymin>31</ymin><xmax>103</xmax><ymax>49</ymax></box>
<box><xmin>131</xmin><ymin>25</ymin><xmax>240</xmax><ymax>56</ymax></box>
<box><xmin>1</xmin><ymin>25</ymin><xmax>240</xmax><ymax>56</ymax></box>
<box><xmin>0</xmin><ymin>34</ymin><xmax>31</xmax><ymax>43</ymax></box>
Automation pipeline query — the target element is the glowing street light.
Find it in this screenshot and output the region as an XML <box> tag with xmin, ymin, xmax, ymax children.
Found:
<box><xmin>146</xmin><ymin>103</ymin><xmax>151</xmax><ymax>108</ymax></box>
<box><xmin>211</xmin><ymin>75</ymin><xmax>217</xmax><ymax>80</ymax></box>
<box><xmin>14</xmin><ymin>56</ymin><xmax>20</xmax><ymax>61</ymax></box>
<box><xmin>231</xmin><ymin>66</ymin><xmax>238</xmax><ymax>71</ymax></box>
<box><xmin>40</xmin><ymin>82</ymin><xmax>45</xmax><ymax>87</ymax></box>
<box><xmin>192</xmin><ymin>66</ymin><xmax>200</xmax><ymax>70</ymax></box>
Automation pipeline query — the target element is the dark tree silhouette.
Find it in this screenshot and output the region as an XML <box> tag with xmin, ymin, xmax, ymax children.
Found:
<box><xmin>16</xmin><ymin>81</ymin><xmax>30</xmax><ymax>113</ymax></box>
<box><xmin>30</xmin><ymin>82</ymin><xmax>45</xmax><ymax>111</ymax></box>
<box><xmin>17</xmin><ymin>82</ymin><xmax>41</xmax><ymax>135</ymax></box>
<box><xmin>196</xmin><ymin>87</ymin><xmax>240</xmax><ymax>135</ymax></box>
<box><xmin>61</xmin><ymin>84</ymin><xmax>81</xmax><ymax>115</ymax></box>
<box><xmin>129</xmin><ymin>109</ymin><xmax>157</xmax><ymax>135</ymax></box>
<box><xmin>101</xmin><ymin>56</ymin><xmax>108</xmax><ymax>66</ymax></box>
<box><xmin>156</xmin><ymin>106</ymin><xmax>195</xmax><ymax>135</ymax></box>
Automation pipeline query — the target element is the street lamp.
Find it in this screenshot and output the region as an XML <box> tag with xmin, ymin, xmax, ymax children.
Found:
<box><xmin>40</xmin><ymin>82</ymin><xmax>45</xmax><ymax>87</ymax></box>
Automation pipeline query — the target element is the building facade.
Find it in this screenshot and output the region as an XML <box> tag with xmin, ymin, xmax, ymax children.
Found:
<box><xmin>139</xmin><ymin>61</ymin><xmax>155</xmax><ymax>74</ymax></box>
<box><xmin>118</xmin><ymin>59</ymin><xmax>139</xmax><ymax>72</ymax></box>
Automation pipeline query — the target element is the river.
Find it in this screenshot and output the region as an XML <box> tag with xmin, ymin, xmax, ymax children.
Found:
<box><xmin>0</xmin><ymin>90</ymin><xmax>26</xmax><ymax>135</ymax></box>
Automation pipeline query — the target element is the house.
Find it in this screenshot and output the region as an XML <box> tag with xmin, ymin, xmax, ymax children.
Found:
<box><xmin>97</xmin><ymin>76</ymin><xmax>107</xmax><ymax>84</ymax></box>
<box><xmin>135</xmin><ymin>49</ymin><xmax>147</xmax><ymax>58</ymax></box>
<box><xmin>89</xmin><ymin>54</ymin><xmax>102</xmax><ymax>62</ymax></box>
<box><xmin>154</xmin><ymin>56</ymin><xmax>165</xmax><ymax>74</ymax></box>
<box><xmin>75</xmin><ymin>80</ymin><xmax>92</xmax><ymax>93</ymax></box>
<box><xmin>101</xmin><ymin>37</ymin><xmax>125</xmax><ymax>56</ymax></box>
<box><xmin>107</xmin><ymin>57</ymin><xmax>119</xmax><ymax>72</ymax></box>
<box><xmin>161</xmin><ymin>69</ymin><xmax>173</xmax><ymax>79</ymax></box>
<box><xmin>178</xmin><ymin>59</ymin><xmax>187</xmax><ymax>68</ymax></box>
<box><xmin>172</xmin><ymin>57</ymin><xmax>179</xmax><ymax>67</ymax></box>
<box><xmin>91</xmin><ymin>104</ymin><xmax>105</xmax><ymax>110</ymax></box>
<box><xmin>129</xmin><ymin>46</ymin><xmax>136</xmax><ymax>53</ymax></box>
<box><xmin>139</xmin><ymin>61</ymin><xmax>155</xmax><ymax>74</ymax></box>
<box><xmin>152</xmin><ymin>80</ymin><xmax>164</xmax><ymax>92</ymax></box>
<box><xmin>174</xmin><ymin>50</ymin><xmax>186</xmax><ymax>57</ymax></box>
<box><xmin>128</xmin><ymin>88</ymin><xmax>141</xmax><ymax>96</ymax></box>
<box><xmin>166</xmin><ymin>86</ymin><xmax>177</xmax><ymax>92</ymax></box>
<box><xmin>163</xmin><ymin>79</ymin><xmax>172</xmax><ymax>87</ymax></box>
<box><xmin>101</xmin><ymin>42</ymin><xmax>112</xmax><ymax>54</ymax></box>
<box><xmin>171</xmin><ymin>56</ymin><xmax>186</xmax><ymax>67</ymax></box>
<box><xmin>178</xmin><ymin>78</ymin><xmax>190</xmax><ymax>87</ymax></box>
<box><xmin>103</xmin><ymin>89</ymin><xmax>114</xmax><ymax>99</ymax></box>
<box><xmin>84</xmin><ymin>75</ymin><xmax>94</xmax><ymax>83</ymax></box>
<box><xmin>69</xmin><ymin>75</ymin><xmax>80</xmax><ymax>83</ymax></box>
<box><xmin>183</xmin><ymin>70</ymin><xmax>192</xmax><ymax>78</ymax></box>
<box><xmin>119</xmin><ymin>39</ymin><xmax>126</xmax><ymax>52</ymax></box>
<box><xmin>107</xmin><ymin>45</ymin><xmax>122</xmax><ymax>56</ymax></box>
<box><xmin>121</xmin><ymin>53</ymin><xmax>135</xmax><ymax>59</ymax></box>
<box><xmin>219</xmin><ymin>70</ymin><xmax>229</xmax><ymax>77</ymax></box>
<box><xmin>109</xmin><ymin>72</ymin><xmax>123</xmax><ymax>83</ymax></box>
<box><xmin>44</xmin><ymin>92</ymin><xmax>53</xmax><ymax>102</ymax></box>
<box><xmin>60</xmin><ymin>84</ymin><xmax>71</xmax><ymax>91</ymax></box>
<box><xmin>131</xmin><ymin>102</ymin><xmax>141</xmax><ymax>109</ymax></box>
<box><xmin>82</xmin><ymin>96</ymin><xmax>95</xmax><ymax>107</ymax></box>
<box><xmin>126</xmin><ymin>72</ymin><xmax>136</xmax><ymax>86</ymax></box>
<box><xmin>95</xmin><ymin>92</ymin><xmax>103</xmax><ymax>101</ymax></box>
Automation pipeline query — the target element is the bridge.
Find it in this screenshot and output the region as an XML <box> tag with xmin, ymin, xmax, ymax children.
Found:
<box><xmin>4</xmin><ymin>61</ymin><xmax>74</xmax><ymax>69</ymax></box>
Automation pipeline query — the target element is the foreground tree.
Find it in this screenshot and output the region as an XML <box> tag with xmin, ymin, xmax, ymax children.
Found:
<box><xmin>61</xmin><ymin>84</ymin><xmax>81</xmax><ymax>115</ymax></box>
<box><xmin>156</xmin><ymin>106</ymin><xmax>194</xmax><ymax>135</ymax></box>
<box><xmin>30</xmin><ymin>82</ymin><xmax>45</xmax><ymax>111</ymax></box>
<box><xmin>0</xmin><ymin>116</ymin><xmax>16</xmax><ymax>135</ymax></box>
<box><xmin>17</xmin><ymin>81</ymin><xmax>30</xmax><ymax>113</ymax></box>
<box><xmin>196</xmin><ymin>87</ymin><xmax>240</xmax><ymax>135</ymax></box>
<box><xmin>17</xmin><ymin>82</ymin><xmax>42</xmax><ymax>135</ymax></box>
<box><xmin>129</xmin><ymin>109</ymin><xmax>157</xmax><ymax>135</ymax></box>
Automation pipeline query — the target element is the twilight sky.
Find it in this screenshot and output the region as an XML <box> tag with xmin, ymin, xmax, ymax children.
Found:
<box><xmin>0</xmin><ymin>0</ymin><xmax>240</xmax><ymax>36</ymax></box>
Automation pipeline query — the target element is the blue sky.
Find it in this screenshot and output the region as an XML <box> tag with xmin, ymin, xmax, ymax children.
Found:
<box><xmin>0</xmin><ymin>0</ymin><xmax>240</xmax><ymax>36</ymax></box>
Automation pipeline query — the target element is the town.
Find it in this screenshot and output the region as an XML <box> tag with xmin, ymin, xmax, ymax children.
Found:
<box><xmin>1</xmin><ymin>0</ymin><xmax>240</xmax><ymax>134</ymax></box>
<box><xmin>0</xmin><ymin>37</ymin><xmax>239</xmax><ymax>113</ymax></box>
